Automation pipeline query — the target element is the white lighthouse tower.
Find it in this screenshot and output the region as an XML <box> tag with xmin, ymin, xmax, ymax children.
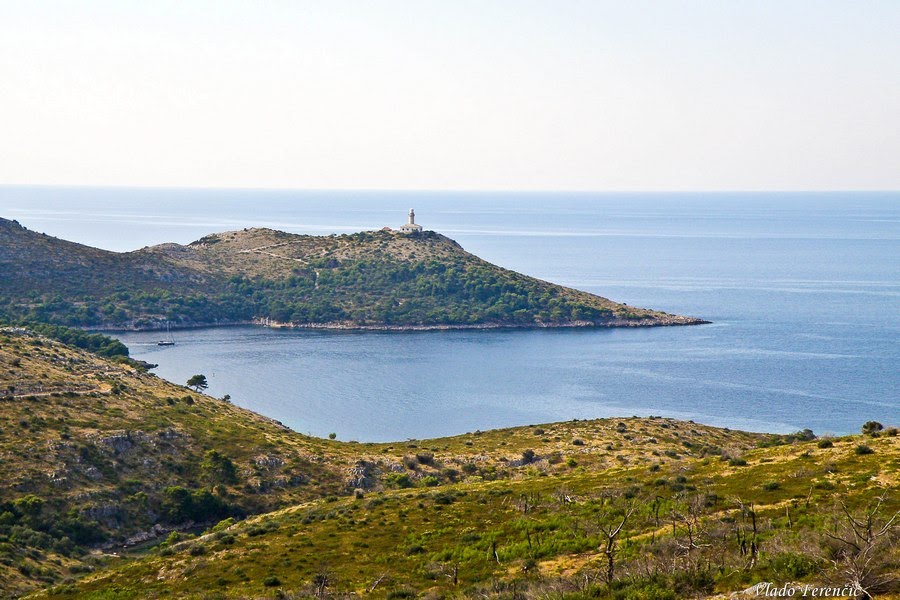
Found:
<box><xmin>399</xmin><ymin>208</ymin><xmax>423</xmax><ymax>233</ymax></box>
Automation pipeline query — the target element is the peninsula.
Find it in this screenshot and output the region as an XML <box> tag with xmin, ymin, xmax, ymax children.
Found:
<box><xmin>0</xmin><ymin>216</ymin><xmax>705</xmax><ymax>330</ymax></box>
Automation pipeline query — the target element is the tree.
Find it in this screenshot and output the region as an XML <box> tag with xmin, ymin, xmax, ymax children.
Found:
<box><xmin>186</xmin><ymin>374</ymin><xmax>208</xmax><ymax>392</ymax></box>
<box><xmin>596</xmin><ymin>495</ymin><xmax>637</xmax><ymax>584</ymax></box>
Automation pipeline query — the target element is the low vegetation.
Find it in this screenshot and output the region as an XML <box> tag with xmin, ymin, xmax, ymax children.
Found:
<box><xmin>0</xmin><ymin>328</ymin><xmax>896</xmax><ymax>598</ymax></box>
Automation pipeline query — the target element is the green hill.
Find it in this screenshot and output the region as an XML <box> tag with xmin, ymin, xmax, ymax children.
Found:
<box><xmin>0</xmin><ymin>218</ymin><xmax>705</xmax><ymax>330</ymax></box>
<box><xmin>1</xmin><ymin>330</ymin><xmax>896</xmax><ymax>598</ymax></box>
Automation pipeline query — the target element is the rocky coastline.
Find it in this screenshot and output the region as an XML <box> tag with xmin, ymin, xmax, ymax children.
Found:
<box><xmin>84</xmin><ymin>313</ymin><xmax>709</xmax><ymax>334</ymax></box>
<box><xmin>250</xmin><ymin>315</ymin><xmax>709</xmax><ymax>331</ymax></box>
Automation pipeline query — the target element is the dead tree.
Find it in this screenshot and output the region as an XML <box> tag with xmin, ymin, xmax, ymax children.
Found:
<box><xmin>597</xmin><ymin>498</ymin><xmax>637</xmax><ymax>584</ymax></box>
<box><xmin>732</xmin><ymin>498</ymin><xmax>760</xmax><ymax>569</ymax></box>
<box><xmin>822</xmin><ymin>494</ymin><xmax>899</xmax><ymax>598</ymax></box>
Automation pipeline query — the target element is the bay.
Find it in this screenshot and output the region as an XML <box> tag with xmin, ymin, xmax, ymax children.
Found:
<box><xmin>2</xmin><ymin>187</ymin><xmax>897</xmax><ymax>440</ymax></box>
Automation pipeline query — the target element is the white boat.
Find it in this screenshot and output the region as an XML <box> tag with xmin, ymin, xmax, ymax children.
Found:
<box><xmin>157</xmin><ymin>322</ymin><xmax>175</xmax><ymax>346</ymax></box>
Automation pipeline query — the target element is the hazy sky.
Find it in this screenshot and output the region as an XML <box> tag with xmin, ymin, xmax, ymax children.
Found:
<box><xmin>1</xmin><ymin>1</ymin><xmax>898</xmax><ymax>191</ymax></box>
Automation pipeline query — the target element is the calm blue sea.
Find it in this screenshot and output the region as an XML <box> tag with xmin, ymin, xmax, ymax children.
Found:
<box><xmin>1</xmin><ymin>186</ymin><xmax>898</xmax><ymax>441</ymax></box>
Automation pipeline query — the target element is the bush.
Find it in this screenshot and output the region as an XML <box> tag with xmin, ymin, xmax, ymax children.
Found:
<box><xmin>761</xmin><ymin>481</ymin><xmax>781</xmax><ymax>491</ymax></box>
<box><xmin>769</xmin><ymin>552</ymin><xmax>820</xmax><ymax>578</ymax></box>
<box><xmin>794</xmin><ymin>428</ymin><xmax>816</xmax><ymax>441</ymax></box>
<box><xmin>817</xmin><ymin>439</ymin><xmax>834</xmax><ymax>449</ymax></box>
<box><xmin>263</xmin><ymin>575</ymin><xmax>281</xmax><ymax>587</ymax></box>
<box><xmin>200</xmin><ymin>450</ymin><xmax>237</xmax><ymax>484</ymax></box>
<box><xmin>415</xmin><ymin>452</ymin><xmax>434</xmax><ymax>465</ymax></box>
<box><xmin>728</xmin><ymin>458</ymin><xmax>748</xmax><ymax>467</ymax></box>
<box><xmin>861</xmin><ymin>421</ymin><xmax>884</xmax><ymax>435</ymax></box>
<box><xmin>521</xmin><ymin>449</ymin><xmax>536</xmax><ymax>464</ymax></box>
<box><xmin>383</xmin><ymin>473</ymin><xmax>413</xmax><ymax>489</ymax></box>
<box><xmin>161</xmin><ymin>486</ymin><xmax>232</xmax><ymax>523</ymax></box>
<box><xmin>855</xmin><ymin>444</ymin><xmax>874</xmax><ymax>455</ymax></box>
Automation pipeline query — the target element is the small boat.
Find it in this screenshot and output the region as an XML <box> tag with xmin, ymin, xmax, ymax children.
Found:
<box><xmin>157</xmin><ymin>322</ymin><xmax>176</xmax><ymax>346</ymax></box>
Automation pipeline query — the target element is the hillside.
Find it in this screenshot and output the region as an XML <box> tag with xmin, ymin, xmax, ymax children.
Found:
<box><xmin>1</xmin><ymin>330</ymin><xmax>897</xmax><ymax>598</ymax></box>
<box><xmin>0</xmin><ymin>327</ymin><xmax>359</xmax><ymax>596</ymax></box>
<box><xmin>47</xmin><ymin>434</ymin><xmax>898</xmax><ymax>600</ymax></box>
<box><xmin>0</xmin><ymin>217</ymin><xmax>704</xmax><ymax>329</ymax></box>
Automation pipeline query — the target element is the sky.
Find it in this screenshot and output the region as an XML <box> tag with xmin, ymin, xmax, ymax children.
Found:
<box><xmin>1</xmin><ymin>1</ymin><xmax>898</xmax><ymax>191</ymax></box>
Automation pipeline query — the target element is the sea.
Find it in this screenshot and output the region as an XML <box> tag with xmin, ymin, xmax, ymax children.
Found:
<box><xmin>1</xmin><ymin>186</ymin><xmax>897</xmax><ymax>441</ymax></box>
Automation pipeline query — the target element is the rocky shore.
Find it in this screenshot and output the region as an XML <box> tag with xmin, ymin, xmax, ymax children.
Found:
<box><xmin>252</xmin><ymin>315</ymin><xmax>709</xmax><ymax>331</ymax></box>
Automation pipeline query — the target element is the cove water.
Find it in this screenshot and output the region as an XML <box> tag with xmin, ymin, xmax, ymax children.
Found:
<box><xmin>1</xmin><ymin>187</ymin><xmax>897</xmax><ymax>441</ymax></box>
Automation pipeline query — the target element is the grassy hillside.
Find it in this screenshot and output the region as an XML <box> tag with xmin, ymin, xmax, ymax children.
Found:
<box><xmin>2</xmin><ymin>329</ymin><xmax>896</xmax><ymax>598</ymax></box>
<box><xmin>0</xmin><ymin>218</ymin><xmax>703</xmax><ymax>329</ymax></box>
<box><xmin>32</xmin><ymin>423</ymin><xmax>899</xmax><ymax>599</ymax></box>
<box><xmin>0</xmin><ymin>328</ymin><xmax>354</xmax><ymax>596</ymax></box>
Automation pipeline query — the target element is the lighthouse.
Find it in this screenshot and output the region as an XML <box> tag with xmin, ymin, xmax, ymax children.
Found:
<box><xmin>399</xmin><ymin>208</ymin><xmax>423</xmax><ymax>233</ymax></box>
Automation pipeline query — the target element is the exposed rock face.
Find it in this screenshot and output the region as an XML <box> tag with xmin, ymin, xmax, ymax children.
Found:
<box><xmin>347</xmin><ymin>460</ymin><xmax>379</xmax><ymax>489</ymax></box>
<box><xmin>98</xmin><ymin>433</ymin><xmax>134</xmax><ymax>454</ymax></box>
<box><xmin>254</xmin><ymin>455</ymin><xmax>285</xmax><ymax>469</ymax></box>
<box><xmin>81</xmin><ymin>503</ymin><xmax>122</xmax><ymax>528</ymax></box>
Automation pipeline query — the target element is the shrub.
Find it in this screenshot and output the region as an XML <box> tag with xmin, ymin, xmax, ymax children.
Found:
<box><xmin>161</xmin><ymin>486</ymin><xmax>231</xmax><ymax>523</ymax></box>
<box><xmin>728</xmin><ymin>457</ymin><xmax>748</xmax><ymax>467</ymax></box>
<box><xmin>263</xmin><ymin>575</ymin><xmax>281</xmax><ymax>587</ymax></box>
<box><xmin>861</xmin><ymin>421</ymin><xmax>884</xmax><ymax>435</ymax></box>
<box><xmin>854</xmin><ymin>444</ymin><xmax>874</xmax><ymax>455</ymax></box>
<box><xmin>200</xmin><ymin>450</ymin><xmax>237</xmax><ymax>484</ymax></box>
<box><xmin>211</xmin><ymin>517</ymin><xmax>235</xmax><ymax>532</ymax></box>
<box><xmin>817</xmin><ymin>439</ymin><xmax>834</xmax><ymax>448</ymax></box>
<box><xmin>521</xmin><ymin>449</ymin><xmax>536</xmax><ymax>464</ymax></box>
<box><xmin>415</xmin><ymin>452</ymin><xmax>434</xmax><ymax>465</ymax></box>
<box><xmin>433</xmin><ymin>492</ymin><xmax>456</xmax><ymax>505</ymax></box>
<box><xmin>768</xmin><ymin>552</ymin><xmax>820</xmax><ymax>579</ymax></box>
<box><xmin>794</xmin><ymin>428</ymin><xmax>816</xmax><ymax>441</ymax></box>
<box><xmin>761</xmin><ymin>481</ymin><xmax>781</xmax><ymax>491</ymax></box>
<box><xmin>572</xmin><ymin>438</ymin><xmax>584</xmax><ymax>446</ymax></box>
<box><xmin>384</xmin><ymin>473</ymin><xmax>413</xmax><ymax>489</ymax></box>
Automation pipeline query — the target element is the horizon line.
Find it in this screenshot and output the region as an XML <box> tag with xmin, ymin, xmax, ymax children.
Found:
<box><xmin>1</xmin><ymin>183</ymin><xmax>898</xmax><ymax>194</ymax></box>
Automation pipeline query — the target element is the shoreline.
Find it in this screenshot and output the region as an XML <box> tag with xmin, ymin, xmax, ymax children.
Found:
<box><xmin>89</xmin><ymin>315</ymin><xmax>710</xmax><ymax>333</ymax></box>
